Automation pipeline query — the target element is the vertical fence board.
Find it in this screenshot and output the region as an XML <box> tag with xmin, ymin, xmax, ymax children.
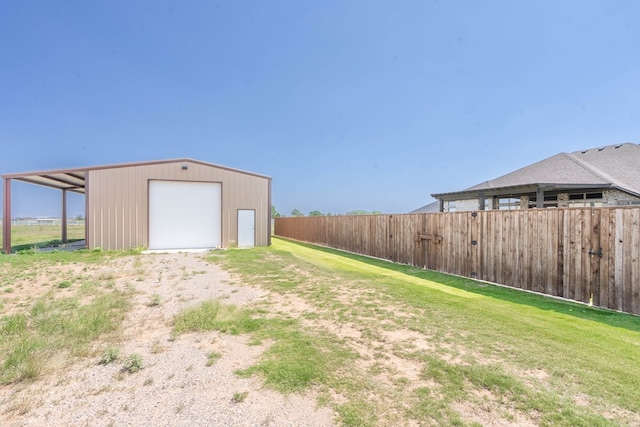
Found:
<box><xmin>556</xmin><ymin>210</ymin><xmax>565</xmax><ymax>298</ymax></box>
<box><xmin>590</xmin><ymin>209</ymin><xmax>601</xmax><ymax>306</ymax></box>
<box><xmin>521</xmin><ymin>212</ymin><xmax>531</xmax><ymax>291</ymax></box>
<box><xmin>562</xmin><ymin>210</ymin><xmax>571</xmax><ymax>298</ymax></box>
<box><xmin>614</xmin><ymin>209</ymin><xmax>624</xmax><ymax>311</ymax></box>
<box><xmin>547</xmin><ymin>211</ymin><xmax>556</xmax><ymax>294</ymax></box>
<box><xmin>631</xmin><ymin>209</ymin><xmax>640</xmax><ymax>314</ymax></box>
<box><xmin>599</xmin><ymin>208</ymin><xmax>611</xmax><ymax>309</ymax></box>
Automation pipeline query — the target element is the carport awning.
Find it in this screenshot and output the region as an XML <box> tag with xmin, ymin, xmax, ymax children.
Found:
<box><xmin>3</xmin><ymin>169</ymin><xmax>86</xmax><ymax>193</ymax></box>
<box><xmin>2</xmin><ymin>165</ymin><xmax>91</xmax><ymax>254</ymax></box>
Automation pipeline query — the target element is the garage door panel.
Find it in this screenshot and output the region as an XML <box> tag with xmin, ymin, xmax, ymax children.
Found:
<box><xmin>149</xmin><ymin>181</ymin><xmax>221</xmax><ymax>250</ymax></box>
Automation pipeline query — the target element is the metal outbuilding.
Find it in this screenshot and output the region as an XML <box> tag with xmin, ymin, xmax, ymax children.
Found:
<box><xmin>2</xmin><ymin>159</ymin><xmax>272</xmax><ymax>253</ymax></box>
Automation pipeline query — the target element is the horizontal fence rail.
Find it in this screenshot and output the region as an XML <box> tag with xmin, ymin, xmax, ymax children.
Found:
<box><xmin>274</xmin><ymin>207</ymin><xmax>640</xmax><ymax>315</ymax></box>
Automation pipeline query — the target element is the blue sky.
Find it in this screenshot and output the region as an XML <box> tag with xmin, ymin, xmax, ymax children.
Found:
<box><xmin>1</xmin><ymin>1</ymin><xmax>639</xmax><ymax>218</ymax></box>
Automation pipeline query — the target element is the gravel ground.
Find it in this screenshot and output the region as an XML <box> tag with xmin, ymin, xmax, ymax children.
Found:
<box><xmin>1</xmin><ymin>253</ymin><xmax>335</xmax><ymax>427</ymax></box>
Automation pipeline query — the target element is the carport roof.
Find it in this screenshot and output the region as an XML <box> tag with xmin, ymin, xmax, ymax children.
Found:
<box><xmin>1</xmin><ymin>158</ymin><xmax>272</xmax><ymax>193</ymax></box>
<box><xmin>2</xmin><ymin>168</ymin><xmax>87</xmax><ymax>193</ymax></box>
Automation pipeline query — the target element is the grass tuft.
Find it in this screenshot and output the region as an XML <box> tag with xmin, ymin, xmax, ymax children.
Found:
<box><xmin>173</xmin><ymin>300</ymin><xmax>263</xmax><ymax>335</ymax></box>
<box><xmin>121</xmin><ymin>354</ymin><xmax>143</xmax><ymax>373</ymax></box>
<box><xmin>99</xmin><ymin>347</ymin><xmax>120</xmax><ymax>365</ymax></box>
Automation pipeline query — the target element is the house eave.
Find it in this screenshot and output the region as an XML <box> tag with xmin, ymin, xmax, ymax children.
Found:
<box><xmin>431</xmin><ymin>183</ymin><xmax>614</xmax><ymax>201</ymax></box>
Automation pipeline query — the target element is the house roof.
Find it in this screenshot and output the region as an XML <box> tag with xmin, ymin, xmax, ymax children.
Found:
<box><xmin>410</xmin><ymin>201</ymin><xmax>440</xmax><ymax>213</ymax></box>
<box><xmin>2</xmin><ymin>158</ymin><xmax>272</xmax><ymax>193</ymax></box>
<box><xmin>432</xmin><ymin>143</ymin><xmax>640</xmax><ymax>200</ymax></box>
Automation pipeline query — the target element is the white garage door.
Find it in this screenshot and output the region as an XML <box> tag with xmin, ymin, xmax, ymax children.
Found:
<box><xmin>149</xmin><ymin>181</ymin><xmax>221</xmax><ymax>250</ymax></box>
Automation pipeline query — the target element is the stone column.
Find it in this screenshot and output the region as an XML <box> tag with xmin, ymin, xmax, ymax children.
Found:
<box><xmin>557</xmin><ymin>193</ymin><xmax>569</xmax><ymax>208</ymax></box>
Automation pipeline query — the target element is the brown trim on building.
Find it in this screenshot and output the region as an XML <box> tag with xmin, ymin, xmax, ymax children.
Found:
<box><xmin>85</xmin><ymin>172</ymin><xmax>90</xmax><ymax>249</ymax></box>
<box><xmin>268</xmin><ymin>179</ymin><xmax>272</xmax><ymax>246</ymax></box>
<box><xmin>2</xmin><ymin>178</ymin><xmax>11</xmax><ymax>254</ymax></box>
<box><xmin>61</xmin><ymin>189</ymin><xmax>68</xmax><ymax>244</ymax></box>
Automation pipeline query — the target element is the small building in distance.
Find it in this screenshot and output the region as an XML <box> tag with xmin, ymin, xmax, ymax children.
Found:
<box><xmin>431</xmin><ymin>143</ymin><xmax>640</xmax><ymax>212</ymax></box>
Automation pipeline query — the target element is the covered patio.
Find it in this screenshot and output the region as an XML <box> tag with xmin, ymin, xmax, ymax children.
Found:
<box><xmin>2</xmin><ymin>166</ymin><xmax>87</xmax><ymax>254</ymax></box>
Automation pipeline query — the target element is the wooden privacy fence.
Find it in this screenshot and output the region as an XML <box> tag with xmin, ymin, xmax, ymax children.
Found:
<box><xmin>274</xmin><ymin>207</ymin><xmax>640</xmax><ymax>315</ymax></box>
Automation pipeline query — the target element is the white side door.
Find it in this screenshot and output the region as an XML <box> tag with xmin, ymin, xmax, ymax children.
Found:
<box><xmin>237</xmin><ymin>209</ymin><xmax>255</xmax><ymax>247</ymax></box>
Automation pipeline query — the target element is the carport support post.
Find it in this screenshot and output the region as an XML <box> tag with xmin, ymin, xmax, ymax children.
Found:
<box><xmin>61</xmin><ymin>189</ymin><xmax>68</xmax><ymax>244</ymax></box>
<box><xmin>2</xmin><ymin>178</ymin><xmax>11</xmax><ymax>254</ymax></box>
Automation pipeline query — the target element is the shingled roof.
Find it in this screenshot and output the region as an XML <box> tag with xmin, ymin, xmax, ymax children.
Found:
<box><xmin>432</xmin><ymin>143</ymin><xmax>640</xmax><ymax>199</ymax></box>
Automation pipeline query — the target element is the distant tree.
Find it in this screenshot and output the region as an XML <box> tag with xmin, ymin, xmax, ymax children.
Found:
<box><xmin>308</xmin><ymin>210</ymin><xmax>323</xmax><ymax>217</ymax></box>
<box><xmin>291</xmin><ymin>208</ymin><xmax>304</xmax><ymax>217</ymax></box>
<box><xmin>271</xmin><ymin>205</ymin><xmax>281</xmax><ymax>218</ymax></box>
<box><xmin>75</xmin><ymin>214</ymin><xmax>85</xmax><ymax>221</ymax></box>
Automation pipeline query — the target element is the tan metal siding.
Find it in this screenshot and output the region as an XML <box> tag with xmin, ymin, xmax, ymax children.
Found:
<box><xmin>87</xmin><ymin>161</ymin><xmax>270</xmax><ymax>250</ymax></box>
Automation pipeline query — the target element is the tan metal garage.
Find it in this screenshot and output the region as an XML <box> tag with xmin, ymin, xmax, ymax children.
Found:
<box><xmin>2</xmin><ymin>159</ymin><xmax>272</xmax><ymax>253</ymax></box>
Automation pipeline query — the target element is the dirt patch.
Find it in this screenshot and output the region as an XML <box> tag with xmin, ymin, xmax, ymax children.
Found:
<box><xmin>0</xmin><ymin>253</ymin><xmax>334</xmax><ymax>427</ymax></box>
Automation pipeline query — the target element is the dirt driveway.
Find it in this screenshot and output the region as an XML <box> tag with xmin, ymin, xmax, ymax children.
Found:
<box><xmin>0</xmin><ymin>253</ymin><xmax>334</xmax><ymax>427</ymax></box>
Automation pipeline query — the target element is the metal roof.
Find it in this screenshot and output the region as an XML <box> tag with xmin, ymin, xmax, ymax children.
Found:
<box><xmin>1</xmin><ymin>158</ymin><xmax>272</xmax><ymax>193</ymax></box>
<box><xmin>432</xmin><ymin>143</ymin><xmax>640</xmax><ymax>200</ymax></box>
<box><xmin>3</xmin><ymin>170</ymin><xmax>87</xmax><ymax>193</ymax></box>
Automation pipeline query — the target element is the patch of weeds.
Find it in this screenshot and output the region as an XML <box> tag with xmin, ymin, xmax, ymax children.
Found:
<box><xmin>143</xmin><ymin>377</ymin><xmax>153</xmax><ymax>386</ymax></box>
<box><xmin>174</xmin><ymin>299</ymin><xmax>354</xmax><ymax>394</ymax></box>
<box><xmin>1</xmin><ymin>336</ymin><xmax>47</xmax><ymax>383</ymax></box>
<box><xmin>147</xmin><ymin>294</ymin><xmax>161</xmax><ymax>307</ymax></box>
<box><xmin>410</xmin><ymin>387</ymin><xmax>463</xmax><ymax>426</ymax></box>
<box><xmin>80</xmin><ymin>282</ymin><xmax>98</xmax><ymax>294</ymax></box>
<box><xmin>173</xmin><ymin>300</ymin><xmax>263</xmax><ymax>335</ymax></box>
<box><xmin>121</xmin><ymin>354</ymin><xmax>143</xmax><ymax>373</ymax></box>
<box><xmin>232</xmin><ymin>391</ymin><xmax>248</xmax><ymax>403</ymax></box>
<box><xmin>394</xmin><ymin>376</ymin><xmax>410</xmax><ymax>388</ymax></box>
<box><xmin>367</xmin><ymin>362</ymin><xmax>385</xmax><ymax>376</ymax></box>
<box><xmin>337</xmin><ymin>400</ymin><xmax>378</xmax><ymax>427</ymax></box>
<box><xmin>0</xmin><ymin>289</ymin><xmax>129</xmax><ymax>384</ymax></box>
<box><xmin>57</xmin><ymin>281</ymin><xmax>72</xmax><ymax>289</ymax></box>
<box><xmin>417</xmin><ymin>356</ymin><xmax>615</xmax><ymax>426</ymax></box>
<box><xmin>99</xmin><ymin>347</ymin><xmax>120</xmax><ymax>365</ymax></box>
<box><xmin>239</xmin><ymin>327</ymin><xmax>353</xmax><ymax>394</ymax></box>
<box><xmin>206</xmin><ymin>351</ymin><xmax>222</xmax><ymax>366</ymax></box>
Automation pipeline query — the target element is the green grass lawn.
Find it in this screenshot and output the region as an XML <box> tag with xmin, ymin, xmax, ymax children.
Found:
<box><xmin>204</xmin><ymin>237</ymin><xmax>640</xmax><ymax>426</ymax></box>
<box><xmin>0</xmin><ymin>224</ymin><xmax>85</xmax><ymax>252</ymax></box>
